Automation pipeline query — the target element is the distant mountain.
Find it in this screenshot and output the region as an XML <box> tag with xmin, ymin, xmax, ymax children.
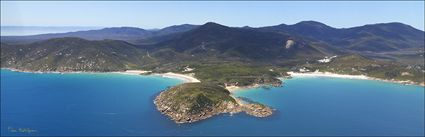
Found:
<box><xmin>259</xmin><ymin>21</ymin><xmax>424</xmax><ymax>52</ymax></box>
<box><xmin>131</xmin><ymin>24</ymin><xmax>199</xmax><ymax>45</ymax></box>
<box><xmin>0</xmin><ymin>23</ymin><xmax>336</xmax><ymax>71</ymax></box>
<box><xmin>154</xmin><ymin>24</ymin><xmax>199</xmax><ymax>36</ymax></box>
<box><xmin>1</xmin><ymin>21</ymin><xmax>423</xmax><ymax>71</ymax></box>
<box><xmin>2</xmin><ymin>21</ymin><xmax>422</xmax><ymax>54</ymax></box>
<box><xmin>0</xmin><ymin>27</ymin><xmax>149</xmax><ymax>44</ymax></box>
<box><xmin>340</xmin><ymin>23</ymin><xmax>424</xmax><ymax>51</ymax></box>
<box><xmin>260</xmin><ymin>21</ymin><xmax>339</xmax><ymax>42</ymax></box>
<box><xmin>0</xmin><ymin>26</ymin><xmax>103</xmax><ymax>36</ymax></box>
<box><xmin>150</xmin><ymin>22</ymin><xmax>330</xmax><ymax>62</ymax></box>
<box><xmin>1</xmin><ymin>24</ymin><xmax>199</xmax><ymax>45</ymax></box>
<box><xmin>1</xmin><ymin>37</ymin><xmax>147</xmax><ymax>71</ymax></box>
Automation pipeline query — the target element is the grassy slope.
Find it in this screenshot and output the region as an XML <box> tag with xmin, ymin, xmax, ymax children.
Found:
<box><xmin>1</xmin><ymin>38</ymin><xmax>147</xmax><ymax>71</ymax></box>
<box><xmin>191</xmin><ymin>63</ymin><xmax>288</xmax><ymax>86</ymax></box>
<box><xmin>159</xmin><ymin>83</ymin><xmax>236</xmax><ymax>114</ymax></box>
<box><xmin>144</xmin><ymin>61</ymin><xmax>289</xmax><ymax>87</ymax></box>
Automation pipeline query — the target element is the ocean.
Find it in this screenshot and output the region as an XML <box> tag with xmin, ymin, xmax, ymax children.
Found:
<box><xmin>1</xmin><ymin>69</ymin><xmax>424</xmax><ymax>136</ymax></box>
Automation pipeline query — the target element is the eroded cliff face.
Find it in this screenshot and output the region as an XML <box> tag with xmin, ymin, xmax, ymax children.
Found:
<box><xmin>285</xmin><ymin>39</ymin><xmax>296</xmax><ymax>49</ymax></box>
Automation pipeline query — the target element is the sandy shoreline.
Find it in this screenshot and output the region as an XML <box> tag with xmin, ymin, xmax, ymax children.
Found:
<box><xmin>225</xmin><ymin>86</ymin><xmax>240</xmax><ymax>92</ymax></box>
<box><xmin>113</xmin><ymin>70</ymin><xmax>151</xmax><ymax>75</ymax></box>
<box><xmin>2</xmin><ymin>68</ymin><xmax>422</xmax><ymax>86</ymax></box>
<box><xmin>287</xmin><ymin>71</ymin><xmax>369</xmax><ymax>79</ymax></box>
<box><xmin>1</xmin><ymin>68</ymin><xmax>200</xmax><ymax>83</ymax></box>
<box><xmin>226</xmin><ymin>71</ymin><xmax>424</xmax><ymax>92</ymax></box>
<box><xmin>154</xmin><ymin>72</ymin><xmax>200</xmax><ymax>83</ymax></box>
<box><xmin>287</xmin><ymin>71</ymin><xmax>424</xmax><ymax>86</ymax></box>
<box><xmin>114</xmin><ymin>70</ymin><xmax>200</xmax><ymax>83</ymax></box>
<box><xmin>225</xmin><ymin>84</ymin><xmax>263</xmax><ymax>93</ymax></box>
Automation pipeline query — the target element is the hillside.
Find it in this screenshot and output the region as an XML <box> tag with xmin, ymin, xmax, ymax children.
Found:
<box><xmin>300</xmin><ymin>54</ymin><xmax>424</xmax><ymax>84</ymax></box>
<box><xmin>1</xmin><ymin>24</ymin><xmax>199</xmax><ymax>45</ymax></box>
<box><xmin>154</xmin><ymin>83</ymin><xmax>239</xmax><ymax>123</ymax></box>
<box><xmin>258</xmin><ymin>21</ymin><xmax>424</xmax><ymax>63</ymax></box>
<box><xmin>1</xmin><ymin>21</ymin><xmax>423</xmax><ymax>85</ymax></box>
<box><xmin>149</xmin><ymin>22</ymin><xmax>331</xmax><ymax>63</ymax></box>
<box><xmin>1</xmin><ymin>37</ymin><xmax>147</xmax><ymax>71</ymax></box>
<box><xmin>259</xmin><ymin>21</ymin><xmax>424</xmax><ymax>52</ymax></box>
<box><xmin>2</xmin><ymin>21</ymin><xmax>423</xmax><ymax>65</ymax></box>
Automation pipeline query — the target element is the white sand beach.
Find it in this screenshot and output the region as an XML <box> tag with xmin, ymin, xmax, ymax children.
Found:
<box><xmin>3</xmin><ymin>68</ymin><xmax>201</xmax><ymax>83</ymax></box>
<box><xmin>114</xmin><ymin>70</ymin><xmax>151</xmax><ymax>75</ymax></box>
<box><xmin>225</xmin><ymin>85</ymin><xmax>240</xmax><ymax>92</ymax></box>
<box><xmin>157</xmin><ymin>72</ymin><xmax>200</xmax><ymax>83</ymax></box>
<box><xmin>287</xmin><ymin>71</ymin><xmax>423</xmax><ymax>86</ymax></box>
<box><xmin>287</xmin><ymin>71</ymin><xmax>369</xmax><ymax>79</ymax></box>
<box><xmin>225</xmin><ymin>84</ymin><xmax>262</xmax><ymax>93</ymax></box>
<box><xmin>225</xmin><ymin>71</ymin><xmax>371</xmax><ymax>92</ymax></box>
<box><xmin>114</xmin><ymin>70</ymin><xmax>200</xmax><ymax>83</ymax></box>
<box><xmin>118</xmin><ymin>71</ymin><xmax>200</xmax><ymax>83</ymax></box>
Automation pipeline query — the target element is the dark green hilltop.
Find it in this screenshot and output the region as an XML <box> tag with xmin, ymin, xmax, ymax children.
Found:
<box><xmin>1</xmin><ymin>24</ymin><xmax>199</xmax><ymax>45</ymax></box>
<box><xmin>1</xmin><ymin>21</ymin><xmax>424</xmax><ymax>123</ymax></box>
<box><xmin>1</xmin><ymin>38</ymin><xmax>147</xmax><ymax>71</ymax></box>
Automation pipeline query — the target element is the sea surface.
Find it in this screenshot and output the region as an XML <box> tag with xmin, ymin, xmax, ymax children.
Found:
<box><xmin>1</xmin><ymin>69</ymin><xmax>424</xmax><ymax>136</ymax></box>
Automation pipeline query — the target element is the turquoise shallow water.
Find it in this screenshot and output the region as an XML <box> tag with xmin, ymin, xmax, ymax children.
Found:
<box><xmin>1</xmin><ymin>69</ymin><xmax>424</xmax><ymax>136</ymax></box>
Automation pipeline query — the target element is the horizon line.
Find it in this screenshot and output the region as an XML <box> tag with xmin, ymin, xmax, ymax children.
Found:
<box><xmin>1</xmin><ymin>20</ymin><xmax>424</xmax><ymax>31</ymax></box>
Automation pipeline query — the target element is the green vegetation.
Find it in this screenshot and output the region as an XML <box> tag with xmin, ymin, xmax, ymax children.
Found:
<box><xmin>1</xmin><ymin>22</ymin><xmax>423</xmax><ymax>85</ymax></box>
<box><xmin>191</xmin><ymin>63</ymin><xmax>287</xmax><ymax>86</ymax></box>
<box><xmin>156</xmin><ymin>83</ymin><xmax>235</xmax><ymax>114</ymax></box>
<box><xmin>2</xmin><ymin>22</ymin><xmax>424</xmax><ymax>124</ymax></box>
<box><xmin>1</xmin><ymin>38</ymin><xmax>146</xmax><ymax>71</ymax></box>
<box><xmin>155</xmin><ymin>82</ymin><xmax>274</xmax><ymax>123</ymax></box>
<box><xmin>2</xmin><ymin>22</ymin><xmax>423</xmax><ymax>124</ymax></box>
<box><xmin>304</xmin><ymin>54</ymin><xmax>424</xmax><ymax>84</ymax></box>
<box><xmin>143</xmin><ymin>61</ymin><xmax>289</xmax><ymax>87</ymax></box>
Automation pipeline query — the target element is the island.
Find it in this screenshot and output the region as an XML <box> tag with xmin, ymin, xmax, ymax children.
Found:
<box><xmin>154</xmin><ymin>83</ymin><xmax>273</xmax><ymax>123</ymax></box>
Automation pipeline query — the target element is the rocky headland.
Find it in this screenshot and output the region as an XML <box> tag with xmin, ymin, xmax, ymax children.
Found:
<box><xmin>154</xmin><ymin>83</ymin><xmax>273</xmax><ymax>123</ymax></box>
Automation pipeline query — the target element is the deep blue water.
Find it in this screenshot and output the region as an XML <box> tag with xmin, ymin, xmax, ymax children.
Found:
<box><xmin>1</xmin><ymin>69</ymin><xmax>424</xmax><ymax>136</ymax></box>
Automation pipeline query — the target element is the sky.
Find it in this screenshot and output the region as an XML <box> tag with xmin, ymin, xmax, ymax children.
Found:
<box><xmin>1</xmin><ymin>1</ymin><xmax>424</xmax><ymax>30</ymax></box>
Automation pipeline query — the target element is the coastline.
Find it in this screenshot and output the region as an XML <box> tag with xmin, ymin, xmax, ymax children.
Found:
<box><xmin>226</xmin><ymin>71</ymin><xmax>424</xmax><ymax>92</ymax></box>
<box><xmin>1</xmin><ymin>68</ymin><xmax>200</xmax><ymax>83</ymax></box>
<box><xmin>112</xmin><ymin>70</ymin><xmax>151</xmax><ymax>75</ymax></box>
<box><xmin>287</xmin><ymin>71</ymin><xmax>369</xmax><ymax>79</ymax></box>
<box><xmin>225</xmin><ymin>84</ymin><xmax>263</xmax><ymax>93</ymax></box>
<box><xmin>287</xmin><ymin>71</ymin><xmax>425</xmax><ymax>87</ymax></box>
<box><xmin>2</xmin><ymin>68</ymin><xmax>422</xmax><ymax>87</ymax></box>
<box><xmin>154</xmin><ymin>72</ymin><xmax>200</xmax><ymax>83</ymax></box>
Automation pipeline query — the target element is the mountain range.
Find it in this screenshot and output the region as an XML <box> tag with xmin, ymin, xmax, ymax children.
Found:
<box><xmin>1</xmin><ymin>21</ymin><xmax>424</xmax><ymax>72</ymax></box>
<box><xmin>1</xmin><ymin>38</ymin><xmax>147</xmax><ymax>71</ymax></box>
<box><xmin>259</xmin><ymin>21</ymin><xmax>424</xmax><ymax>52</ymax></box>
<box><xmin>1</xmin><ymin>24</ymin><xmax>199</xmax><ymax>45</ymax></box>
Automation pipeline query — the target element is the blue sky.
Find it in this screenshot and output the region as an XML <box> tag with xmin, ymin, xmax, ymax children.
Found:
<box><xmin>1</xmin><ymin>1</ymin><xmax>424</xmax><ymax>30</ymax></box>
